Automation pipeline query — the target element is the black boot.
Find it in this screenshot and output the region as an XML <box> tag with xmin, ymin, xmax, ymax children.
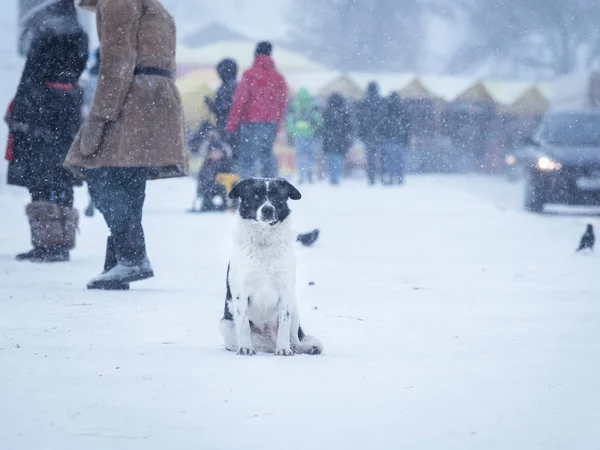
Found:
<box><xmin>16</xmin><ymin>248</ymin><xmax>47</xmax><ymax>261</ymax></box>
<box><xmin>297</xmin><ymin>229</ymin><xmax>320</xmax><ymax>247</ymax></box>
<box><xmin>87</xmin><ymin>236</ymin><xmax>130</xmax><ymax>290</ymax></box>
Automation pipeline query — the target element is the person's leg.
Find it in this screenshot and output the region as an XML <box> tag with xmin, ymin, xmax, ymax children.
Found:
<box><xmin>106</xmin><ymin>168</ymin><xmax>148</xmax><ymax>265</ymax></box>
<box><xmin>328</xmin><ymin>153</ymin><xmax>342</xmax><ymax>185</ymax></box>
<box><xmin>85</xmin><ymin>184</ymin><xmax>95</xmax><ymax>217</ymax></box>
<box><xmin>380</xmin><ymin>143</ymin><xmax>391</xmax><ymax>185</ymax></box>
<box><xmin>237</xmin><ymin>124</ymin><xmax>257</xmax><ymax>179</ymax></box>
<box><xmin>365</xmin><ymin>143</ymin><xmax>377</xmax><ymax>184</ymax></box>
<box><xmin>52</xmin><ymin>185</ymin><xmax>79</xmax><ymax>257</ymax></box>
<box><xmin>305</xmin><ymin>138</ymin><xmax>315</xmax><ymax>183</ymax></box>
<box><xmin>334</xmin><ymin>154</ymin><xmax>344</xmax><ymax>185</ymax></box>
<box><xmin>87</xmin><ymin>168</ymin><xmax>152</xmax><ymax>288</ymax></box>
<box><xmin>18</xmin><ymin>185</ymin><xmax>68</xmax><ymax>262</ymax></box>
<box><xmin>396</xmin><ymin>143</ymin><xmax>405</xmax><ymax>184</ymax></box>
<box><xmin>295</xmin><ymin>138</ymin><xmax>308</xmax><ymax>183</ymax></box>
<box><xmin>326</xmin><ymin>153</ymin><xmax>335</xmax><ymax>184</ymax></box>
<box><xmin>197</xmin><ymin>164</ymin><xmax>217</xmax><ymax>211</ymax></box>
<box><xmin>257</xmin><ymin>122</ymin><xmax>278</xmax><ymax>178</ymax></box>
<box><xmin>54</xmin><ymin>186</ymin><xmax>74</xmax><ymax>208</ymax></box>
<box><xmin>18</xmin><ymin>186</ymin><xmax>53</xmax><ymax>260</ymax></box>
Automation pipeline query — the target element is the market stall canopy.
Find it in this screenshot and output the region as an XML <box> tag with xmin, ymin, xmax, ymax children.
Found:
<box><xmin>176</xmin><ymin>68</ymin><xmax>221</xmax><ymax>94</ymax></box>
<box><xmin>398</xmin><ymin>78</ymin><xmax>438</xmax><ymax>100</ymax></box>
<box><xmin>178</xmin><ymin>84</ymin><xmax>215</xmax><ymax>128</ymax></box>
<box><xmin>454</xmin><ymin>81</ymin><xmax>496</xmax><ymax>104</ymax></box>
<box><xmin>318</xmin><ymin>74</ymin><xmax>364</xmax><ymax>100</ymax></box>
<box><xmin>506</xmin><ymin>86</ymin><xmax>550</xmax><ymax>115</ymax></box>
<box><xmin>419</xmin><ymin>75</ymin><xmax>478</xmax><ymax>102</ymax></box>
<box><xmin>484</xmin><ymin>81</ymin><xmax>531</xmax><ymax>106</ymax></box>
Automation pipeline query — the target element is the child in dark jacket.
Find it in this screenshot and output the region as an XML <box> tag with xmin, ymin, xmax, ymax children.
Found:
<box><xmin>195</xmin><ymin>130</ymin><xmax>233</xmax><ymax>212</ymax></box>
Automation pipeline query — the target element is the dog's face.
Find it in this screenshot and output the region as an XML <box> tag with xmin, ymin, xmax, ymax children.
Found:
<box><xmin>228</xmin><ymin>178</ymin><xmax>301</xmax><ymax>225</ymax></box>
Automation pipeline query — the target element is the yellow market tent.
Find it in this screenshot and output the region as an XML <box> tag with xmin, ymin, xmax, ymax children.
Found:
<box><xmin>419</xmin><ymin>75</ymin><xmax>478</xmax><ymax>102</ymax></box>
<box><xmin>319</xmin><ymin>74</ymin><xmax>364</xmax><ymax>99</ymax></box>
<box><xmin>176</xmin><ymin>68</ymin><xmax>220</xmax><ymax>94</ymax></box>
<box><xmin>179</xmin><ymin>84</ymin><xmax>215</xmax><ymax>128</ymax></box>
<box><xmin>483</xmin><ymin>81</ymin><xmax>531</xmax><ymax>106</ymax></box>
<box><xmin>506</xmin><ymin>86</ymin><xmax>550</xmax><ymax>115</ymax></box>
<box><xmin>454</xmin><ymin>81</ymin><xmax>496</xmax><ymax>104</ymax></box>
<box><xmin>398</xmin><ymin>78</ymin><xmax>438</xmax><ymax>100</ymax></box>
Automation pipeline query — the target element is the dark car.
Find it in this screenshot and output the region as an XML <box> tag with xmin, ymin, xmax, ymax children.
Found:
<box><xmin>520</xmin><ymin>110</ymin><xmax>600</xmax><ymax>212</ymax></box>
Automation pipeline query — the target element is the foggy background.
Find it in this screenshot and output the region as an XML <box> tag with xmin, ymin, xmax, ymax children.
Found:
<box><xmin>161</xmin><ymin>0</ymin><xmax>600</xmax><ymax>80</ymax></box>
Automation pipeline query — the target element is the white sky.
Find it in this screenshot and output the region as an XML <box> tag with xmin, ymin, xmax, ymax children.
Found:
<box><xmin>162</xmin><ymin>0</ymin><xmax>292</xmax><ymax>40</ymax></box>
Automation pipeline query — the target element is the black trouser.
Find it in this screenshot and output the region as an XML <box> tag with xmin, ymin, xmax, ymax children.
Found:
<box><xmin>29</xmin><ymin>185</ymin><xmax>74</xmax><ymax>208</ymax></box>
<box><xmin>365</xmin><ymin>143</ymin><xmax>380</xmax><ymax>183</ymax></box>
<box><xmin>87</xmin><ymin>168</ymin><xmax>148</xmax><ymax>264</ymax></box>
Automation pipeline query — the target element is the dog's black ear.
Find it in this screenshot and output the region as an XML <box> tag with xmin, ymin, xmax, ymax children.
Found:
<box><xmin>228</xmin><ymin>179</ymin><xmax>251</xmax><ymax>199</ymax></box>
<box><xmin>276</xmin><ymin>178</ymin><xmax>302</xmax><ymax>200</ymax></box>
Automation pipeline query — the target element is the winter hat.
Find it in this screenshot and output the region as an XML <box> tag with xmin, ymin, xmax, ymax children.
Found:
<box><xmin>75</xmin><ymin>0</ymin><xmax>98</xmax><ymax>11</ymax></box>
<box><xmin>216</xmin><ymin>59</ymin><xmax>238</xmax><ymax>81</ymax></box>
<box><xmin>255</xmin><ymin>41</ymin><xmax>273</xmax><ymax>57</ymax></box>
<box><xmin>366</xmin><ymin>82</ymin><xmax>379</xmax><ymax>97</ymax></box>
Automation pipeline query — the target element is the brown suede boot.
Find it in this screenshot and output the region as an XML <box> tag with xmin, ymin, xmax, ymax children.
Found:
<box><xmin>16</xmin><ymin>202</ymin><xmax>69</xmax><ymax>262</ymax></box>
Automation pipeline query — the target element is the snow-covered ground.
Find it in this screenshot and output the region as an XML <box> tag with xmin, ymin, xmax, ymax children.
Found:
<box><xmin>1</xmin><ymin>175</ymin><xmax>600</xmax><ymax>450</ymax></box>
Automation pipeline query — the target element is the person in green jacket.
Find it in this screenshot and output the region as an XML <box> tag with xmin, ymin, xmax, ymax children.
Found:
<box><xmin>286</xmin><ymin>88</ymin><xmax>323</xmax><ymax>184</ymax></box>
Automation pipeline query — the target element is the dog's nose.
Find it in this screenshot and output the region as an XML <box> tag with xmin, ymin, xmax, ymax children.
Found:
<box><xmin>261</xmin><ymin>205</ymin><xmax>275</xmax><ymax>221</ymax></box>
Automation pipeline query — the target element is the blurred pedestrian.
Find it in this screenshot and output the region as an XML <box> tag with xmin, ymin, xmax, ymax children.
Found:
<box><xmin>378</xmin><ymin>93</ymin><xmax>410</xmax><ymax>185</ymax></box>
<box><xmin>65</xmin><ymin>0</ymin><xmax>187</xmax><ymax>290</ymax></box>
<box><xmin>286</xmin><ymin>88</ymin><xmax>323</xmax><ymax>184</ymax></box>
<box><xmin>322</xmin><ymin>94</ymin><xmax>352</xmax><ymax>185</ymax></box>
<box><xmin>6</xmin><ymin>0</ymin><xmax>88</xmax><ymax>263</ymax></box>
<box><xmin>357</xmin><ymin>82</ymin><xmax>384</xmax><ymax>185</ymax></box>
<box><xmin>194</xmin><ymin>130</ymin><xmax>233</xmax><ymax>212</ymax></box>
<box><xmin>225</xmin><ymin>41</ymin><xmax>288</xmax><ymax>179</ymax></box>
<box><xmin>205</xmin><ymin>59</ymin><xmax>239</xmax><ymax>157</ymax></box>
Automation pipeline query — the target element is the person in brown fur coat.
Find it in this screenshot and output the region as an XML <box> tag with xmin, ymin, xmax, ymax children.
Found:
<box><xmin>65</xmin><ymin>0</ymin><xmax>187</xmax><ymax>289</ymax></box>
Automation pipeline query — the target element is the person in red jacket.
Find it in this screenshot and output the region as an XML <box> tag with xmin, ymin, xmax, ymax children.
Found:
<box><xmin>225</xmin><ymin>41</ymin><xmax>287</xmax><ymax>178</ymax></box>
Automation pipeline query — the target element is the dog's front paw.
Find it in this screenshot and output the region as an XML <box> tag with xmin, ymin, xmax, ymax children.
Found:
<box><xmin>275</xmin><ymin>347</ymin><xmax>294</xmax><ymax>356</ymax></box>
<box><xmin>238</xmin><ymin>347</ymin><xmax>256</xmax><ymax>356</ymax></box>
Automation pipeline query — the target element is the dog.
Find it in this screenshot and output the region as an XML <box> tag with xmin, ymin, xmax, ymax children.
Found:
<box><xmin>220</xmin><ymin>178</ymin><xmax>323</xmax><ymax>356</ymax></box>
<box><xmin>576</xmin><ymin>224</ymin><xmax>595</xmax><ymax>252</ymax></box>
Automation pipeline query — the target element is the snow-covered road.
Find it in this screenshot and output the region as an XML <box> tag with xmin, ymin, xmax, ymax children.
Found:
<box><xmin>1</xmin><ymin>175</ymin><xmax>599</xmax><ymax>450</ymax></box>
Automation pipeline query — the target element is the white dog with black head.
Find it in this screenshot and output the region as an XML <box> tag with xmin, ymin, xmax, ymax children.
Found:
<box><xmin>220</xmin><ymin>178</ymin><xmax>323</xmax><ymax>356</ymax></box>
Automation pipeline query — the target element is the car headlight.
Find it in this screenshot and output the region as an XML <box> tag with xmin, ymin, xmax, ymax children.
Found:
<box><xmin>537</xmin><ymin>156</ymin><xmax>562</xmax><ymax>171</ymax></box>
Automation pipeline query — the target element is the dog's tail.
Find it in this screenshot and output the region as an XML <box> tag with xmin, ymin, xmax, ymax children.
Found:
<box><xmin>296</xmin><ymin>326</ymin><xmax>323</xmax><ymax>355</ymax></box>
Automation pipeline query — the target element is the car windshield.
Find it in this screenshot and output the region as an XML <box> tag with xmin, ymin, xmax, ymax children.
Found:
<box><xmin>541</xmin><ymin>115</ymin><xmax>600</xmax><ymax>146</ymax></box>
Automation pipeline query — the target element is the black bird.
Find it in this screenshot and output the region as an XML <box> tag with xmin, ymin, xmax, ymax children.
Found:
<box><xmin>576</xmin><ymin>224</ymin><xmax>595</xmax><ymax>252</ymax></box>
<box><xmin>297</xmin><ymin>229</ymin><xmax>320</xmax><ymax>247</ymax></box>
